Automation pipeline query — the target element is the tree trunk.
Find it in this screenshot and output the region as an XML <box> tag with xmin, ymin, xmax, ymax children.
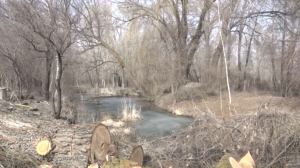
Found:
<box><xmin>280</xmin><ymin>3</ymin><xmax>287</xmax><ymax>97</ymax></box>
<box><xmin>184</xmin><ymin>0</ymin><xmax>212</xmax><ymax>81</ymax></box>
<box><xmin>122</xmin><ymin>68</ymin><xmax>125</xmax><ymax>89</ymax></box>
<box><xmin>270</xmin><ymin>53</ymin><xmax>277</xmax><ymax>90</ymax></box>
<box><xmin>112</xmin><ymin>74</ymin><xmax>115</xmax><ymax>88</ymax></box>
<box><xmin>227</xmin><ymin>29</ymin><xmax>233</xmax><ymax>77</ymax></box>
<box><xmin>44</xmin><ymin>49</ymin><xmax>52</xmax><ymax>101</ymax></box>
<box><xmin>210</xmin><ymin>1</ymin><xmax>237</xmax><ymax>80</ymax></box>
<box><xmin>242</xmin><ymin>17</ymin><xmax>257</xmax><ymax>91</ymax></box>
<box><xmin>52</xmin><ymin>53</ymin><xmax>63</xmax><ymax>119</ymax></box>
<box><xmin>204</xmin><ymin>27</ymin><xmax>212</xmax><ymax>82</ymax></box>
<box><xmin>87</xmin><ymin>71</ymin><xmax>95</xmax><ymax>88</ymax></box>
<box><xmin>13</xmin><ymin>64</ymin><xmax>22</xmax><ymax>99</ymax></box>
<box><xmin>237</xmin><ymin>25</ymin><xmax>244</xmax><ymax>90</ymax></box>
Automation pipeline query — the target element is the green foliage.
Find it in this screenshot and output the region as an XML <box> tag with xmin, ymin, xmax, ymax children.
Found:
<box><xmin>102</xmin><ymin>159</ymin><xmax>150</xmax><ymax>168</ymax></box>
<box><xmin>216</xmin><ymin>156</ymin><xmax>232</xmax><ymax>168</ymax></box>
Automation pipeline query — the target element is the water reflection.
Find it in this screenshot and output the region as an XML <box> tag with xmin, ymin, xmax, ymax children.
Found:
<box><xmin>74</xmin><ymin>93</ymin><xmax>192</xmax><ymax>138</ymax></box>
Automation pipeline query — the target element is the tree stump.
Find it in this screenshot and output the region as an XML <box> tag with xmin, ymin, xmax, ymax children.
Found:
<box><xmin>0</xmin><ymin>88</ymin><xmax>7</xmax><ymax>100</ymax></box>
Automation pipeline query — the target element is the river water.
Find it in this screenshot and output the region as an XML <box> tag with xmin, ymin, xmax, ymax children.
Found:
<box><xmin>73</xmin><ymin>93</ymin><xmax>192</xmax><ymax>138</ymax></box>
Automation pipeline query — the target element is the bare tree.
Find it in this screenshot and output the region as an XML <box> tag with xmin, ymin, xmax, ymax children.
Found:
<box><xmin>120</xmin><ymin>0</ymin><xmax>214</xmax><ymax>87</ymax></box>
<box><xmin>5</xmin><ymin>0</ymin><xmax>78</xmax><ymax>118</ymax></box>
<box><xmin>210</xmin><ymin>0</ymin><xmax>238</xmax><ymax>80</ymax></box>
<box><xmin>72</xmin><ymin>0</ymin><xmax>149</xmax><ymax>95</ymax></box>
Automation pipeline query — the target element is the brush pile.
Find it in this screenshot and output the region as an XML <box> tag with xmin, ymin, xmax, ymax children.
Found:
<box><xmin>142</xmin><ymin>107</ymin><xmax>300</xmax><ymax>168</ymax></box>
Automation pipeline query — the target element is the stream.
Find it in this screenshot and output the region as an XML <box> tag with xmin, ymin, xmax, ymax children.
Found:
<box><xmin>73</xmin><ymin>93</ymin><xmax>192</xmax><ymax>139</ymax></box>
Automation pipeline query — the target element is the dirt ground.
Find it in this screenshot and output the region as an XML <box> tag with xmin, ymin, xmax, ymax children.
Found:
<box><xmin>0</xmin><ymin>100</ymin><xmax>95</xmax><ymax>168</ymax></box>
<box><xmin>155</xmin><ymin>91</ymin><xmax>300</xmax><ymax>117</ymax></box>
<box><xmin>0</xmin><ymin>98</ymin><xmax>147</xmax><ymax>168</ymax></box>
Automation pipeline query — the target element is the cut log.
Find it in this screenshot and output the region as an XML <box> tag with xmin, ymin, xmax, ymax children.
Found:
<box><xmin>51</xmin><ymin>127</ymin><xmax>92</xmax><ymax>167</ymax></box>
<box><xmin>102</xmin><ymin>159</ymin><xmax>143</xmax><ymax>168</ymax></box>
<box><xmin>129</xmin><ymin>146</ymin><xmax>144</xmax><ymax>166</ymax></box>
<box><xmin>229</xmin><ymin>157</ymin><xmax>242</xmax><ymax>168</ymax></box>
<box><xmin>88</xmin><ymin>163</ymin><xmax>98</xmax><ymax>168</ymax></box>
<box><xmin>90</xmin><ymin>123</ymin><xmax>111</xmax><ymax>164</ymax></box>
<box><xmin>36</xmin><ymin>139</ymin><xmax>51</xmax><ymax>156</ymax></box>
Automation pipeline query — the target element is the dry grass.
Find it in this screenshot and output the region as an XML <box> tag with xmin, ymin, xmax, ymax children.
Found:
<box><xmin>102</xmin><ymin>118</ymin><xmax>114</xmax><ymax>126</ymax></box>
<box><xmin>102</xmin><ymin>118</ymin><xmax>125</xmax><ymax>128</ymax></box>
<box><xmin>121</xmin><ymin>99</ymin><xmax>141</xmax><ymax>122</ymax></box>
<box><xmin>123</xmin><ymin>127</ymin><xmax>133</xmax><ymax>135</ymax></box>
<box><xmin>141</xmin><ymin>107</ymin><xmax>300</xmax><ymax>168</ymax></box>
<box><xmin>156</xmin><ymin>92</ymin><xmax>300</xmax><ymax>118</ymax></box>
<box><xmin>99</xmin><ymin>88</ymin><xmax>117</xmax><ymax>95</ymax></box>
<box><xmin>112</xmin><ymin>121</ymin><xmax>125</xmax><ymax>128</ymax></box>
<box><xmin>84</xmin><ymin>87</ymin><xmax>139</xmax><ymax>97</ymax></box>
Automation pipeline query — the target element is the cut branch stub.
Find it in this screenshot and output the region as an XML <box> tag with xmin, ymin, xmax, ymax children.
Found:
<box><xmin>229</xmin><ymin>157</ymin><xmax>242</xmax><ymax>168</ymax></box>
<box><xmin>88</xmin><ymin>163</ymin><xmax>99</xmax><ymax>168</ymax></box>
<box><xmin>90</xmin><ymin>123</ymin><xmax>111</xmax><ymax>164</ymax></box>
<box><xmin>227</xmin><ymin>151</ymin><xmax>255</xmax><ymax>168</ymax></box>
<box><xmin>129</xmin><ymin>146</ymin><xmax>144</xmax><ymax>166</ymax></box>
<box><xmin>36</xmin><ymin>139</ymin><xmax>52</xmax><ymax>156</ymax></box>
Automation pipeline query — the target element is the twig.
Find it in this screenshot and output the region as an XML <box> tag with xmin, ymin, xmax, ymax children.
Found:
<box><xmin>265</xmin><ymin>140</ymin><xmax>294</xmax><ymax>168</ymax></box>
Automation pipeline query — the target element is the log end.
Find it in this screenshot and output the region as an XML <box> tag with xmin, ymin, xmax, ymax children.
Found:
<box><xmin>36</xmin><ymin>139</ymin><xmax>51</xmax><ymax>156</ymax></box>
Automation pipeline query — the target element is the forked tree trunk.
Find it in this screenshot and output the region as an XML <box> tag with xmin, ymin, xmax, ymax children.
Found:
<box><xmin>210</xmin><ymin>1</ymin><xmax>237</xmax><ymax>80</ymax></box>
<box><xmin>242</xmin><ymin>17</ymin><xmax>257</xmax><ymax>91</ymax></box>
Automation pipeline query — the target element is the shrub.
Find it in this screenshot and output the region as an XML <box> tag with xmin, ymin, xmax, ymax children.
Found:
<box><xmin>142</xmin><ymin>107</ymin><xmax>300</xmax><ymax>168</ymax></box>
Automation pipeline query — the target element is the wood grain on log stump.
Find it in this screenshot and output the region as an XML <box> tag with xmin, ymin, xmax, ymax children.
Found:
<box><xmin>129</xmin><ymin>146</ymin><xmax>144</xmax><ymax>166</ymax></box>
<box><xmin>36</xmin><ymin>139</ymin><xmax>52</xmax><ymax>156</ymax></box>
<box><xmin>52</xmin><ymin>126</ymin><xmax>92</xmax><ymax>168</ymax></box>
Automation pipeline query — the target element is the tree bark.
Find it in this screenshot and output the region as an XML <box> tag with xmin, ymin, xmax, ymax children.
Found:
<box><xmin>242</xmin><ymin>17</ymin><xmax>258</xmax><ymax>91</ymax></box>
<box><xmin>185</xmin><ymin>0</ymin><xmax>212</xmax><ymax>80</ymax></box>
<box><xmin>270</xmin><ymin>51</ymin><xmax>277</xmax><ymax>90</ymax></box>
<box><xmin>14</xmin><ymin>66</ymin><xmax>22</xmax><ymax>99</ymax></box>
<box><xmin>52</xmin><ymin>53</ymin><xmax>63</xmax><ymax>119</ymax></box>
<box><xmin>122</xmin><ymin>68</ymin><xmax>125</xmax><ymax>89</ymax></box>
<box><xmin>87</xmin><ymin>71</ymin><xmax>95</xmax><ymax>88</ymax></box>
<box><xmin>226</xmin><ymin>29</ymin><xmax>233</xmax><ymax>77</ymax></box>
<box><xmin>44</xmin><ymin>48</ymin><xmax>53</xmax><ymax>101</ymax></box>
<box><xmin>210</xmin><ymin>1</ymin><xmax>237</xmax><ymax>80</ymax></box>
<box><xmin>280</xmin><ymin>3</ymin><xmax>287</xmax><ymax>97</ymax></box>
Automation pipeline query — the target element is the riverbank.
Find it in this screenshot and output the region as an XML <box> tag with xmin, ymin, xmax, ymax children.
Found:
<box><xmin>79</xmin><ymin>84</ymin><xmax>300</xmax><ymax>118</ymax></box>
<box><xmin>155</xmin><ymin>86</ymin><xmax>300</xmax><ymax>117</ymax></box>
<box><xmin>74</xmin><ymin>86</ymin><xmax>141</xmax><ymax>97</ymax></box>
<box><xmin>0</xmin><ymin>99</ymin><xmax>143</xmax><ymax>168</ymax></box>
<box><xmin>0</xmin><ymin>94</ymin><xmax>180</xmax><ymax>167</ymax></box>
<box><xmin>1</xmin><ymin>88</ymin><xmax>300</xmax><ymax>168</ymax></box>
